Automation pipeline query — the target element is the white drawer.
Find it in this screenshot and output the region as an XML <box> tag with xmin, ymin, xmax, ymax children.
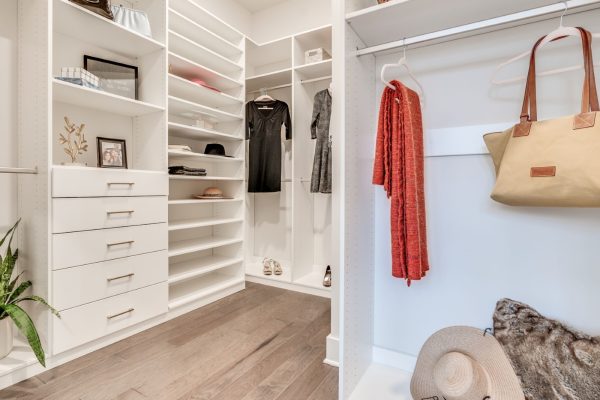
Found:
<box><xmin>53</xmin><ymin>223</ymin><xmax>167</xmax><ymax>270</ymax></box>
<box><xmin>52</xmin><ymin>282</ymin><xmax>167</xmax><ymax>354</ymax></box>
<box><xmin>53</xmin><ymin>251</ymin><xmax>168</xmax><ymax>311</ymax></box>
<box><xmin>53</xmin><ymin>197</ymin><xmax>167</xmax><ymax>233</ymax></box>
<box><xmin>52</xmin><ymin>166</ymin><xmax>168</xmax><ymax>198</ymax></box>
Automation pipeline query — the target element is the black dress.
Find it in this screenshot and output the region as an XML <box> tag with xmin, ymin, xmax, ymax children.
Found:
<box><xmin>246</xmin><ymin>100</ymin><xmax>292</xmax><ymax>192</ymax></box>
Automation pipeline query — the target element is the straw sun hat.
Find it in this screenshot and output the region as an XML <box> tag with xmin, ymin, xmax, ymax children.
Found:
<box><xmin>411</xmin><ymin>326</ymin><xmax>524</xmax><ymax>400</ymax></box>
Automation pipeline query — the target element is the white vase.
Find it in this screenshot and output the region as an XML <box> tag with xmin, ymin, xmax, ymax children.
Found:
<box><xmin>0</xmin><ymin>318</ymin><xmax>14</xmax><ymax>359</ymax></box>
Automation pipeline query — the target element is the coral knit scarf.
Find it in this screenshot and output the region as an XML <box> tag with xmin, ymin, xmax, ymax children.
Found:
<box><xmin>373</xmin><ymin>80</ymin><xmax>429</xmax><ymax>285</ymax></box>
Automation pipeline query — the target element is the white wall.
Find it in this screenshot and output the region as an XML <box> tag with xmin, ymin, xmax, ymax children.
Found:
<box><xmin>372</xmin><ymin>11</ymin><xmax>600</xmax><ymax>358</ymax></box>
<box><xmin>0</xmin><ymin>0</ymin><xmax>18</xmax><ymax>233</ymax></box>
<box><xmin>250</xmin><ymin>0</ymin><xmax>332</xmax><ymax>44</ymax></box>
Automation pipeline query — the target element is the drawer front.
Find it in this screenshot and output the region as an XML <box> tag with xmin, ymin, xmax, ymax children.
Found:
<box><xmin>52</xmin><ymin>282</ymin><xmax>168</xmax><ymax>354</ymax></box>
<box><xmin>53</xmin><ymin>251</ymin><xmax>168</xmax><ymax>311</ymax></box>
<box><xmin>53</xmin><ymin>223</ymin><xmax>167</xmax><ymax>270</ymax></box>
<box><xmin>53</xmin><ymin>197</ymin><xmax>167</xmax><ymax>233</ymax></box>
<box><xmin>53</xmin><ymin>167</ymin><xmax>168</xmax><ymax>198</ymax></box>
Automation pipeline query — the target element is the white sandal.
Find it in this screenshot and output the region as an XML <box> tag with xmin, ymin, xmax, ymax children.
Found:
<box><xmin>273</xmin><ymin>260</ymin><xmax>282</xmax><ymax>276</ymax></box>
<box><xmin>263</xmin><ymin>257</ymin><xmax>273</xmax><ymax>275</ymax></box>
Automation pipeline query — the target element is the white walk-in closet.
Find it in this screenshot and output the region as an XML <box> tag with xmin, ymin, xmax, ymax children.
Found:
<box><xmin>0</xmin><ymin>0</ymin><xmax>338</xmax><ymax>391</ymax></box>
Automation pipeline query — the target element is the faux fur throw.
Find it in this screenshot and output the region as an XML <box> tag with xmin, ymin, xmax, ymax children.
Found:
<box><xmin>493</xmin><ymin>299</ymin><xmax>600</xmax><ymax>400</ymax></box>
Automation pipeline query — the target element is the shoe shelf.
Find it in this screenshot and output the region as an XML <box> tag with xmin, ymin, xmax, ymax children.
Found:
<box><xmin>168</xmin><ymin>122</ymin><xmax>243</xmax><ymax>142</ymax></box>
<box><xmin>169</xmin><ymin>30</ymin><xmax>243</xmax><ymax>76</ymax></box>
<box><xmin>168</xmin><ymin>272</ymin><xmax>244</xmax><ymax>310</ymax></box>
<box><xmin>168</xmin><ymin>149</ymin><xmax>243</xmax><ymax>163</ymax></box>
<box><xmin>168</xmin><ymin>8</ymin><xmax>242</xmax><ymax>60</ymax></box>
<box><xmin>169</xmin><ymin>96</ymin><xmax>243</xmax><ymax>123</ymax></box>
<box><xmin>169</xmin><ymin>255</ymin><xmax>244</xmax><ymax>285</ymax></box>
<box><xmin>293</xmin><ymin>270</ymin><xmax>331</xmax><ymax>292</ymax></box>
<box><xmin>168</xmin><ymin>237</ymin><xmax>243</xmax><ymax>258</ymax></box>
<box><xmin>245</xmin><ymin>259</ymin><xmax>293</xmax><ymax>283</ymax></box>
<box><xmin>169</xmin><ymin>52</ymin><xmax>244</xmax><ymax>92</ymax></box>
<box><xmin>168</xmin><ymin>198</ymin><xmax>243</xmax><ymax>206</ymax></box>
<box><xmin>168</xmin><ymin>217</ymin><xmax>243</xmax><ymax>232</ymax></box>
<box><xmin>53</xmin><ymin>80</ymin><xmax>165</xmax><ymax>117</ymax></box>
<box><xmin>53</xmin><ymin>0</ymin><xmax>165</xmax><ymax>58</ymax></box>
<box><xmin>168</xmin><ymin>0</ymin><xmax>244</xmax><ymax>48</ymax></box>
<box><xmin>169</xmin><ymin>74</ymin><xmax>243</xmax><ymax>109</ymax></box>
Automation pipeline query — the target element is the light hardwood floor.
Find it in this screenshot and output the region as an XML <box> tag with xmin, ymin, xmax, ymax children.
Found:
<box><xmin>0</xmin><ymin>282</ymin><xmax>337</xmax><ymax>400</ymax></box>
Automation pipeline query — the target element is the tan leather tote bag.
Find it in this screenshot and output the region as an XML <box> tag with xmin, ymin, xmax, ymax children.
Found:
<box><xmin>484</xmin><ymin>28</ymin><xmax>600</xmax><ymax>207</ymax></box>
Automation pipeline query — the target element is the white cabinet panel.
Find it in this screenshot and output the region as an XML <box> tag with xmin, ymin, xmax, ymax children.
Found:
<box><xmin>52</xmin><ymin>167</ymin><xmax>168</xmax><ymax>198</ymax></box>
<box><xmin>53</xmin><ymin>251</ymin><xmax>167</xmax><ymax>310</ymax></box>
<box><xmin>52</xmin><ymin>223</ymin><xmax>167</xmax><ymax>269</ymax></box>
<box><xmin>52</xmin><ymin>197</ymin><xmax>167</xmax><ymax>233</ymax></box>
<box><xmin>52</xmin><ymin>283</ymin><xmax>168</xmax><ymax>354</ymax></box>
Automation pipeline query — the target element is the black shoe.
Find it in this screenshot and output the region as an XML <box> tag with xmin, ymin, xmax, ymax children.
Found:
<box><xmin>323</xmin><ymin>266</ymin><xmax>332</xmax><ymax>287</ymax></box>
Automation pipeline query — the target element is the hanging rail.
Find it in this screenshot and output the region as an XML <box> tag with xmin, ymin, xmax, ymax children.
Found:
<box><xmin>247</xmin><ymin>83</ymin><xmax>292</xmax><ymax>94</ymax></box>
<box><xmin>0</xmin><ymin>167</ymin><xmax>38</xmax><ymax>175</ymax></box>
<box><xmin>354</xmin><ymin>0</ymin><xmax>600</xmax><ymax>57</ymax></box>
<box><xmin>301</xmin><ymin>75</ymin><xmax>332</xmax><ymax>84</ymax></box>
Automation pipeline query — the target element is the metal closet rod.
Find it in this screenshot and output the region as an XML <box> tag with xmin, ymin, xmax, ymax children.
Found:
<box><xmin>248</xmin><ymin>83</ymin><xmax>292</xmax><ymax>94</ymax></box>
<box><xmin>301</xmin><ymin>75</ymin><xmax>332</xmax><ymax>84</ymax></box>
<box><xmin>354</xmin><ymin>0</ymin><xmax>600</xmax><ymax>56</ymax></box>
<box><xmin>0</xmin><ymin>166</ymin><xmax>38</xmax><ymax>175</ymax></box>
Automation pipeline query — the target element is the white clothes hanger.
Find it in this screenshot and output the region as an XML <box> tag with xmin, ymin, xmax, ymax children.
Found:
<box><xmin>380</xmin><ymin>39</ymin><xmax>425</xmax><ymax>98</ymax></box>
<box><xmin>255</xmin><ymin>88</ymin><xmax>274</xmax><ymax>102</ymax></box>
<box><xmin>491</xmin><ymin>2</ymin><xmax>600</xmax><ymax>85</ymax></box>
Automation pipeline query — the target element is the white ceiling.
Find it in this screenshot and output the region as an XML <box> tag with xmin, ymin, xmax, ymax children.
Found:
<box><xmin>234</xmin><ymin>0</ymin><xmax>289</xmax><ymax>13</ymax></box>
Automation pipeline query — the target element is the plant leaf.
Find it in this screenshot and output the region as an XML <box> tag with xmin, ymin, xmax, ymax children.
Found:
<box><xmin>0</xmin><ymin>304</ymin><xmax>46</xmax><ymax>366</ymax></box>
<box><xmin>7</xmin><ymin>271</ymin><xmax>24</xmax><ymax>295</ymax></box>
<box><xmin>0</xmin><ymin>219</ymin><xmax>19</xmax><ymax>249</ymax></box>
<box><xmin>13</xmin><ymin>296</ymin><xmax>60</xmax><ymax>318</ymax></box>
<box><xmin>7</xmin><ymin>280</ymin><xmax>31</xmax><ymax>304</ymax></box>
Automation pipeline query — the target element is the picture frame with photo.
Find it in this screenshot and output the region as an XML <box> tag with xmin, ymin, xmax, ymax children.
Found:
<box><xmin>97</xmin><ymin>137</ymin><xmax>128</xmax><ymax>169</ymax></box>
<box><xmin>84</xmin><ymin>55</ymin><xmax>138</xmax><ymax>100</ymax></box>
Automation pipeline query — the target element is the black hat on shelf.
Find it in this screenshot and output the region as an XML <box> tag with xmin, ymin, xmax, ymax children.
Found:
<box><xmin>204</xmin><ymin>143</ymin><xmax>231</xmax><ymax>157</ymax></box>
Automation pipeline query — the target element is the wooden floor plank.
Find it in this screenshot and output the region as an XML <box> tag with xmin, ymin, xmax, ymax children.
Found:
<box><xmin>0</xmin><ymin>283</ymin><xmax>337</xmax><ymax>400</ymax></box>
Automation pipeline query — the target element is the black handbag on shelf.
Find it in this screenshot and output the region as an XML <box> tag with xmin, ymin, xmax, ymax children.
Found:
<box><xmin>69</xmin><ymin>0</ymin><xmax>114</xmax><ymax>20</ymax></box>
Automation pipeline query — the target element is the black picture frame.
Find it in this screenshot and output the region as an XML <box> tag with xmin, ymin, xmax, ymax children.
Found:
<box><xmin>97</xmin><ymin>137</ymin><xmax>128</xmax><ymax>169</ymax></box>
<box><xmin>84</xmin><ymin>55</ymin><xmax>138</xmax><ymax>100</ymax></box>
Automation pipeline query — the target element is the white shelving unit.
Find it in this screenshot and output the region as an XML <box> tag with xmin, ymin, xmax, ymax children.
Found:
<box><xmin>167</xmin><ymin>0</ymin><xmax>246</xmax><ymax>311</ymax></box>
<box><xmin>244</xmin><ymin>25</ymin><xmax>333</xmax><ymax>298</ymax></box>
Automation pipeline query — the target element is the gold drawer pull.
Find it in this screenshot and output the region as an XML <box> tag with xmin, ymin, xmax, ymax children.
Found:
<box><xmin>107</xmin><ymin>182</ymin><xmax>135</xmax><ymax>186</ymax></box>
<box><xmin>106</xmin><ymin>210</ymin><xmax>135</xmax><ymax>215</ymax></box>
<box><xmin>107</xmin><ymin>308</ymin><xmax>134</xmax><ymax>320</ymax></box>
<box><xmin>107</xmin><ymin>240</ymin><xmax>135</xmax><ymax>247</ymax></box>
<box><xmin>107</xmin><ymin>273</ymin><xmax>135</xmax><ymax>282</ymax></box>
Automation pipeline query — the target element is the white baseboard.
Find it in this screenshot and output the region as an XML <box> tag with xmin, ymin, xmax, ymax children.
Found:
<box><xmin>372</xmin><ymin>346</ymin><xmax>417</xmax><ymax>372</ymax></box>
<box><xmin>324</xmin><ymin>334</ymin><xmax>339</xmax><ymax>367</ymax></box>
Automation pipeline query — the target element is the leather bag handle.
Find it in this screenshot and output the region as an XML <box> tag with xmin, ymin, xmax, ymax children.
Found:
<box><xmin>520</xmin><ymin>27</ymin><xmax>599</xmax><ymax>123</ymax></box>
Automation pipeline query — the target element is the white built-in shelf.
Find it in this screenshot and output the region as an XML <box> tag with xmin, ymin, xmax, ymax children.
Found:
<box><xmin>169</xmin><ymin>198</ymin><xmax>243</xmax><ymax>206</ymax></box>
<box><xmin>53</xmin><ymin>80</ymin><xmax>164</xmax><ymax>117</ymax></box>
<box><xmin>169</xmin><ymin>52</ymin><xmax>244</xmax><ymax>91</ymax></box>
<box><xmin>168</xmin><ymin>273</ymin><xmax>244</xmax><ymax>309</ymax></box>
<box><xmin>169</xmin><ymin>0</ymin><xmax>244</xmax><ymax>47</ymax></box>
<box><xmin>168</xmin><ymin>150</ymin><xmax>243</xmax><ymax>163</ymax></box>
<box><xmin>169</xmin><ymin>96</ymin><xmax>242</xmax><ymax>123</ymax></box>
<box><xmin>295</xmin><ymin>60</ymin><xmax>333</xmax><ymax>81</ymax></box>
<box><xmin>168</xmin><ymin>74</ymin><xmax>242</xmax><ymax>109</ymax></box>
<box><xmin>168</xmin><ymin>217</ymin><xmax>243</xmax><ymax>231</ymax></box>
<box><xmin>346</xmin><ymin>0</ymin><xmax>570</xmax><ymax>49</ymax></box>
<box><xmin>53</xmin><ymin>0</ymin><xmax>165</xmax><ymax>58</ymax></box>
<box><xmin>169</xmin><ymin>8</ymin><xmax>242</xmax><ymax>60</ymax></box>
<box><xmin>0</xmin><ymin>338</ymin><xmax>39</xmax><ymax>379</ymax></box>
<box><xmin>246</xmin><ymin>68</ymin><xmax>293</xmax><ymax>93</ymax></box>
<box><xmin>294</xmin><ymin>270</ymin><xmax>331</xmax><ymax>292</ymax></box>
<box><xmin>169</xmin><ymin>175</ymin><xmax>244</xmax><ymax>181</ymax></box>
<box><xmin>169</xmin><ymin>256</ymin><xmax>244</xmax><ymax>285</ymax></box>
<box><xmin>246</xmin><ymin>260</ymin><xmax>292</xmax><ymax>283</ymax></box>
<box><xmin>168</xmin><ymin>122</ymin><xmax>243</xmax><ymax>142</ymax></box>
<box><xmin>169</xmin><ymin>236</ymin><xmax>243</xmax><ymax>258</ymax></box>
<box><xmin>169</xmin><ymin>31</ymin><xmax>243</xmax><ymax>75</ymax></box>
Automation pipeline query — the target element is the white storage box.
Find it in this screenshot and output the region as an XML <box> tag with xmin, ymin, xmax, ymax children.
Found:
<box><xmin>305</xmin><ymin>48</ymin><xmax>331</xmax><ymax>64</ymax></box>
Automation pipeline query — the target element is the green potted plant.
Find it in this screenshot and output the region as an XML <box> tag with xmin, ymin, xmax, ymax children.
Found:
<box><xmin>0</xmin><ymin>219</ymin><xmax>59</xmax><ymax>367</ymax></box>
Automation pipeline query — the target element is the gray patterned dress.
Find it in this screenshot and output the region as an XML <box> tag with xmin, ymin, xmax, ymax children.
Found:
<box><xmin>310</xmin><ymin>89</ymin><xmax>332</xmax><ymax>193</ymax></box>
